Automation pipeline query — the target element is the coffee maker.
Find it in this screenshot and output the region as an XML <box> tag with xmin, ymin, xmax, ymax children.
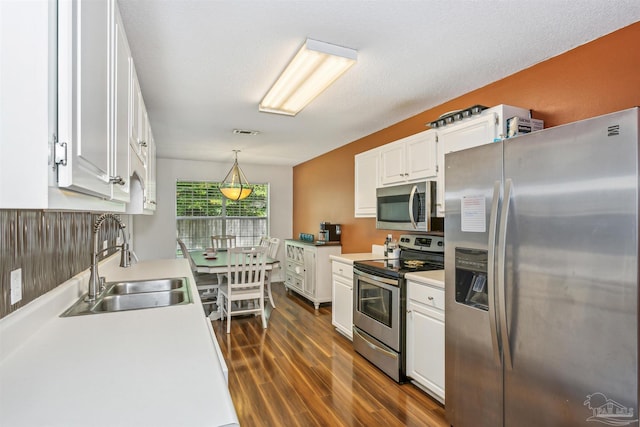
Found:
<box><xmin>318</xmin><ymin>222</ymin><xmax>341</xmax><ymax>242</ymax></box>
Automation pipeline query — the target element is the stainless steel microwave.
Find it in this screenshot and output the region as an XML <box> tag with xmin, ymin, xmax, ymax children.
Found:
<box><xmin>376</xmin><ymin>181</ymin><xmax>436</xmax><ymax>232</ymax></box>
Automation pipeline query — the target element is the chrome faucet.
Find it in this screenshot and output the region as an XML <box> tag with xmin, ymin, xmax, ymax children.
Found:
<box><xmin>86</xmin><ymin>213</ymin><xmax>131</xmax><ymax>302</ymax></box>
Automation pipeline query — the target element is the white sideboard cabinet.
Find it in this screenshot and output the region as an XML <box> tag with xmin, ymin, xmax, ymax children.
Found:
<box><xmin>285</xmin><ymin>240</ymin><xmax>341</xmax><ymax>310</ymax></box>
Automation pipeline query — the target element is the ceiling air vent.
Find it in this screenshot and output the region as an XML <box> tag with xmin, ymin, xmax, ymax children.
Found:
<box><xmin>233</xmin><ymin>129</ymin><xmax>260</xmax><ymax>136</ymax></box>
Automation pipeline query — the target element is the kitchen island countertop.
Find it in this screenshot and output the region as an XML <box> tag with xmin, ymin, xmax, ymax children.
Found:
<box><xmin>0</xmin><ymin>256</ymin><xmax>238</xmax><ymax>427</ymax></box>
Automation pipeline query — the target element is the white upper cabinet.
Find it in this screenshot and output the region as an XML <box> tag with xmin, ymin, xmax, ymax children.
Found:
<box><xmin>112</xmin><ymin>3</ymin><xmax>131</xmax><ymax>203</ymax></box>
<box><xmin>143</xmin><ymin>130</ymin><xmax>157</xmax><ymax>211</ymax></box>
<box><xmin>0</xmin><ymin>0</ymin><xmax>51</xmax><ymax>209</ymax></box>
<box><xmin>130</xmin><ymin>63</ymin><xmax>149</xmax><ymax>166</ymax></box>
<box><xmin>354</xmin><ymin>148</ymin><xmax>379</xmax><ymax>217</ymax></box>
<box><xmin>0</xmin><ymin>0</ymin><xmax>154</xmax><ymax>211</ymax></box>
<box><xmin>379</xmin><ymin>129</ymin><xmax>437</xmax><ymax>186</ymax></box>
<box><xmin>57</xmin><ymin>0</ymin><xmax>114</xmax><ymax>199</ymax></box>
<box><xmin>434</xmin><ymin>104</ymin><xmax>530</xmax><ymax>216</ymax></box>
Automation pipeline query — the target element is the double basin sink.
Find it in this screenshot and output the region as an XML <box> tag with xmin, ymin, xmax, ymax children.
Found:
<box><xmin>61</xmin><ymin>277</ymin><xmax>192</xmax><ymax>317</ymax></box>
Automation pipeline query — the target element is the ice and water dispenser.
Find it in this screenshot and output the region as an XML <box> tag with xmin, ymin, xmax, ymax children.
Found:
<box><xmin>455</xmin><ymin>248</ymin><xmax>489</xmax><ymax>310</ymax></box>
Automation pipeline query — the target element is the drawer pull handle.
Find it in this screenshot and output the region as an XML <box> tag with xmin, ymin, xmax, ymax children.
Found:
<box><xmin>427</xmin><ymin>296</ymin><xmax>434</xmax><ymax>301</ymax></box>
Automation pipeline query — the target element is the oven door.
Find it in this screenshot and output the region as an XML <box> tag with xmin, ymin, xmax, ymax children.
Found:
<box><xmin>353</xmin><ymin>267</ymin><xmax>402</xmax><ymax>351</ymax></box>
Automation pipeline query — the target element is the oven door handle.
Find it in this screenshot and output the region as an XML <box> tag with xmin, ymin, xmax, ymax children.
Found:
<box><xmin>353</xmin><ymin>328</ymin><xmax>399</xmax><ymax>360</ymax></box>
<box><xmin>354</xmin><ymin>269</ymin><xmax>398</xmax><ymax>287</ymax></box>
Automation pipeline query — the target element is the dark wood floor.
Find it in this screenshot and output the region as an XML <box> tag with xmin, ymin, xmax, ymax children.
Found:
<box><xmin>211</xmin><ymin>282</ymin><xmax>449</xmax><ymax>427</ymax></box>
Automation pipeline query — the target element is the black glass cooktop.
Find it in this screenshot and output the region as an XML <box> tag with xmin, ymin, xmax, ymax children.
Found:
<box><xmin>354</xmin><ymin>254</ymin><xmax>444</xmax><ymax>280</ymax></box>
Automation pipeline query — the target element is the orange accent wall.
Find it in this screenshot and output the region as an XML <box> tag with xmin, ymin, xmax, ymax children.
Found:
<box><xmin>293</xmin><ymin>22</ymin><xmax>640</xmax><ymax>254</ymax></box>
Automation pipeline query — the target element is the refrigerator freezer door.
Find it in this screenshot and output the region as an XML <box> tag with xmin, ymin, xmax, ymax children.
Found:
<box><xmin>502</xmin><ymin>109</ymin><xmax>639</xmax><ymax>426</ymax></box>
<box><xmin>445</xmin><ymin>141</ymin><xmax>504</xmax><ymax>427</ymax></box>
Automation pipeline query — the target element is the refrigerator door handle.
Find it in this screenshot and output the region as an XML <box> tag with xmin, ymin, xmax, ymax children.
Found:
<box><xmin>498</xmin><ymin>178</ymin><xmax>513</xmax><ymax>370</ymax></box>
<box><xmin>487</xmin><ymin>180</ymin><xmax>502</xmax><ymax>367</ymax></box>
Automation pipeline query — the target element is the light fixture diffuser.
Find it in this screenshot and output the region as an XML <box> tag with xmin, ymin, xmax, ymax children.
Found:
<box><xmin>259</xmin><ymin>38</ymin><xmax>357</xmax><ymax>116</ymax></box>
<box><xmin>220</xmin><ymin>150</ymin><xmax>252</xmax><ymax>201</ymax></box>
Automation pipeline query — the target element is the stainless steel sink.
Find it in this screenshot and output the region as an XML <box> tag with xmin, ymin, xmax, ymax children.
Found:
<box><xmin>61</xmin><ymin>277</ymin><xmax>192</xmax><ymax>317</ymax></box>
<box><xmin>92</xmin><ymin>291</ymin><xmax>187</xmax><ymax>312</ymax></box>
<box><xmin>106</xmin><ymin>278</ymin><xmax>184</xmax><ymax>295</ymax></box>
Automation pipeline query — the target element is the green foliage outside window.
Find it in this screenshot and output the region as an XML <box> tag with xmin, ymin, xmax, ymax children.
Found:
<box><xmin>176</xmin><ymin>181</ymin><xmax>268</xmax><ymax>217</ymax></box>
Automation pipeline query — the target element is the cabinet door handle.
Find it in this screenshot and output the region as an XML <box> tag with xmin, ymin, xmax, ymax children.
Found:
<box><xmin>109</xmin><ymin>176</ymin><xmax>126</xmax><ymax>186</ymax></box>
<box><xmin>138</xmin><ymin>140</ymin><xmax>148</xmax><ymax>147</ymax></box>
<box><xmin>427</xmin><ymin>296</ymin><xmax>434</xmax><ymax>301</ymax></box>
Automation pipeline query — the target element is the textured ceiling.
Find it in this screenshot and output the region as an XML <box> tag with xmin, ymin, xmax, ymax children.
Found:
<box><xmin>117</xmin><ymin>0</ymin><xmax>640</xmax><ymax>167</ymax></box>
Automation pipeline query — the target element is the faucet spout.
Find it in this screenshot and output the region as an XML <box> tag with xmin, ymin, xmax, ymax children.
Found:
<box><xmin>86</xmin><ymin>213</ymin><xmax>131</xmax><ymax>302</ymax></box>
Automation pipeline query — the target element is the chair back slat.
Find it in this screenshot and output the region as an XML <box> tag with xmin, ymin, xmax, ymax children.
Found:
<box><xmin>211</xmin><ymin>235</ymin><xmax>236</xmax><ymax>251</ymax></box>
<box><xmin>226</xmin><ymin>247</ymin><xmax>267</xmax><ymax>289</ymax></box>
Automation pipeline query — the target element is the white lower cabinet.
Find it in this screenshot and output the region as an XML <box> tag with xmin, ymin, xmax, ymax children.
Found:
<box><xmin>406</xmin><ymin>279</ymin><xmax>445</xmax><ymax>403</ymax></box>
<box><xmin>284</xmin><ymin>240</ymin><xmax>341</xmax><ymax>309</ymax></box>
<box><xmin>331</xmin><ymin>260</ymin><xmax>353</xmax><ymax>339</ymax></box>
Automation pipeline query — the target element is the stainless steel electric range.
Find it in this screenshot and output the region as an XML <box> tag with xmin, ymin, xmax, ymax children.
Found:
<box><xmin>352</xmin><ymin>233</ymin><xmax>444</xmax><ymax>382</ymax></box>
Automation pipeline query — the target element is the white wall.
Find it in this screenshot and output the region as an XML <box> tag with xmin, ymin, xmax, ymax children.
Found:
<box><xmin>133</xmin><ymin>158</ymin><xmax>293</xmax><ymax>275</ymax></box>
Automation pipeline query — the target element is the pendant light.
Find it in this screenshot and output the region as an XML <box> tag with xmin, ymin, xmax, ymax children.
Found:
<box><xmin>220</xmin><ymin>150</ymin><xmax>252</xmax><ymax>201</ymax></box>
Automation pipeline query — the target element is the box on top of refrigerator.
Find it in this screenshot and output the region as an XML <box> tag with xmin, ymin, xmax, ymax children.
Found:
<box><xmin>506</xmin><ymin>116</ymin><xmax>544</xmax><ymax>137</ymax></box>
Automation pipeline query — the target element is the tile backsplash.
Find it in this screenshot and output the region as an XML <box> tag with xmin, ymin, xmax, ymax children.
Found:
<box><xmin>0</xmin><ymin>210</ymin><xmax>121</xmax><ymax>319</ymax></box>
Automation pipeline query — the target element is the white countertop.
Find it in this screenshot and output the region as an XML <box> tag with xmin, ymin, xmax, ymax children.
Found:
<box><xmin>405</xmin><ymin>270</ymin><xmax>445</xmax><ymax>288</ymax></box>
<box><xmin>330</xmin><ymin>252</ymin><xmax>379</xmax><ymax>263</ymax></box>
<box><xmin>0</xmin><ymin>256</ymin><xmax>238</xmax><ymax>427</ymax></box>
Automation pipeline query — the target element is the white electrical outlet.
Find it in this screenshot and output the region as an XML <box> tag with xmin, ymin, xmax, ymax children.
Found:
<box><xmin>103</xmin><ymin>240</ymin><xmax>108</xmax><ymax>250</ymax></box>
<box><xmin>10</xmin><ymin>268</ymin><xmax>22</xmax><ymax>305</ymax></box>
<box><xmin>116</xmin><ymin>236</ymin><xmax>123</xmax><ymax>246</ymax></box>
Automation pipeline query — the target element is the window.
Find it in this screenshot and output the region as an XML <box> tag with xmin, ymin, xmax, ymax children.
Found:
<box><xmin>176</xmin><ymin>181</ymin><xmax>269</xmax><ymax>254</ymax></box>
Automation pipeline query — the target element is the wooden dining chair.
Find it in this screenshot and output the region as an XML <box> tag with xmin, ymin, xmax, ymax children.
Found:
<box><xmin>259</xmin><ymin>236</ymin><xmax>281</xmax><ymax>308</ymax></box>
<box><xmin>218</xmin><ymin>246</ymin><xmax>268</xmax><ymax>334</ymax></box>
<box><xmin>177</xmin><ymin>238</ymin><xmax>219</xmax><ymax>317</ymax></box>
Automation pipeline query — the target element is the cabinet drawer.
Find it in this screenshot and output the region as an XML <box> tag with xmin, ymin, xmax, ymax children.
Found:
<box><xmin>408</xmin><ymin>282</ymin><xmax>444</xmax><ymax>311</ymax></box>
<box><xmin>332</xmin><ymin>261</ymin><xmax>353</xmax><ymax>279</ymax></box>
<box><xmin>285</xmin><ymin>273</ymin><xmax>303</xmax><ymax>290</ymax></box>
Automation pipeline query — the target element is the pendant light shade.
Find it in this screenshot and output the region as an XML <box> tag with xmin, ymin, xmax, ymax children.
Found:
<box><xmin>220</xmin><ymin>150</ymin><xmax>252</xmax><ymax>201</ymax></box>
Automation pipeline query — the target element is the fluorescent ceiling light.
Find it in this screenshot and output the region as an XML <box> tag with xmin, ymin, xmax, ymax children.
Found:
<box><xmin>259</xmin><ymin>38</ymin><xmax>357</xmax><ymax>116</ymax></box>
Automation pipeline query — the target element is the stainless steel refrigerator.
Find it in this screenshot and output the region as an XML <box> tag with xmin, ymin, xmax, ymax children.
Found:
<box><xmin>444</xmin><ymin>107</ymin><xmax>639</xmax><ymax>427</ymax></box>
